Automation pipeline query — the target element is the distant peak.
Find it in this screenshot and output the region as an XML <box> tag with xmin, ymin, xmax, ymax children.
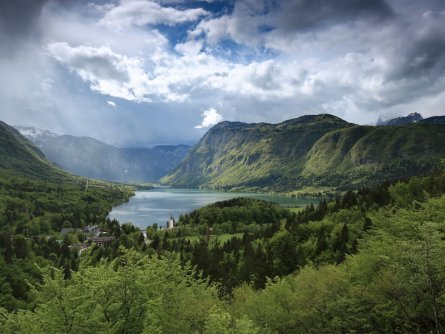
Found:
<box><xmin>14</xmin><ymin>125</ymin><xmax>59</xmax><ymax>144</ymax></box>
<box><xmin>379</xmin><ymin>112</ymin><xmax>423</xmax><ymax>126</ymax></box>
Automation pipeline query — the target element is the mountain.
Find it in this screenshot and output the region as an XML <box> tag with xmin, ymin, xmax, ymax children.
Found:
<box><xmin>420</xmin><ymin>115</ymin><xmax>445</xmax><ymax>125</ymax></box>
<box><xmin>377</xmin><ymin>112</ymin><xmax>423</xmax><ymax>126</ymax></box>
<box><xmin>161</xmin><ymin>114</ymin><xmax>354</xmax><ymax>190</ymax></box>
<box><xmin>15</xmin><ymin>126</ymin><xmax>190</xmax><ymax>183</ymax></box>
<box><xmin>162</xmin><ymin>114</ymin><xmax>445</xmax><ymax>191</ymax></box>
<box><xmin>0</xmin><ymin>121</ymin><xmax>67</xmax><ymax>180</ymax></box>
<box><xmin>302</xmin><ymin>123</ymin><xmax>445</xmax><ymax>188</ymax></box>
<box><xmin>13</xmin><ymin>126</ymin><xmax>60</xmax><ymax>145</ymax></box>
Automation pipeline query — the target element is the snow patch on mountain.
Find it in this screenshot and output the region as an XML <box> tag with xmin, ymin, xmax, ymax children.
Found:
<box><xmin>15</xmin><ymin>126</ymin><xmax>60</xmax><ymax>146</ymax></box>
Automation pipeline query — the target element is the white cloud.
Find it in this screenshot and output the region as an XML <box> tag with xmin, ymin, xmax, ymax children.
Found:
<box><xmin>99</xmin><ymin>0</ymin><xmax>208</xmax><ymax>30</ymax></box>
<box><xmin>194</xmin><ymin>107</ymin><xmax>223</xmax><ymax>128</ymax></box>
<box><xmin>107</xmin><ymin>100</ymin><xmax>117</xmax><ymax>107</ymax></box>
<box><xmin>4</xmin><ymin>0</ymin><xmax>443</xmax><ymax>147</ymax></box>
<box><xmin>46</xmin><ymin>42</ymin><xmax>187</xmax><ymax>102</ymax></box>
<box><xmin>46</xmin><ymin>42</ymin><xmax>151</xmax><ymax>101</ymax></box>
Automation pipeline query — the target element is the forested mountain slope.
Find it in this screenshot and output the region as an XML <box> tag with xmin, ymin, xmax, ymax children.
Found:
<box><xmin>0</xmin><ymin>120</ymin><xmax>133</xmax><ymax>310</ymax></box>
<box><xmin>163</xmin><ymin>114</ymin><xmax>445</xmax><ymax>191</ymax></box>
<box><xmin>303</xmin><ymin>122</ymin><xmax>445</xmax><ymax>187</ymax></box>
<box><xmin>162</xmin><ymin>114</ymin><xmax>353</xmax><ymax>190</ymax></box>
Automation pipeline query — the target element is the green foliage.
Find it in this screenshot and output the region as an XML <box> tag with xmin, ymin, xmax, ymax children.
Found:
<box><xmin>203</xmin><ymin>307</ymin><xmax>261</xmax><ymax>334</ymax></box>
<box><xmin>0</xmin><ymin>122</ymin><xmax>134</xmax><ymax>311</ymax></box>
<box><xmin>2</xmin><ymin>175</ymin><xmax>445</xmax><ymax>332</ymax></box>
<box><xmin>303</xmin><ymin>123</ymin><xmax>445</xmax><ymax>189</ymax></box>
<box><xmin>229</xmin><ymin>194</ymin><xmax>445</xmax><ymax>333</ymax></box>
<box><xmin>0</xmin><ymin>250</ymin><xmax>220</xmax><ymax>334</ymax></box>
<box><xmin>179</xmin><ymin>197</ymin><xmax>288</xmax><ymax>230</ymax></box>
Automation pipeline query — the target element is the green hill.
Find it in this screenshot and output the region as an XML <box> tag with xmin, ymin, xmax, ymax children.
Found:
<box><xmin>0</xmin><ymin>121</ymin><xmax>67</xmax><ymax>181</ymax></box>
<box><xmin>162</xmin><ymin>114</ymin><xmax>353</xmax><ymax>190</ymax></box>
<box><xmin>303</xmin><ymin>123</ymin><xmax>445</xmax><ymax>188</ymax></box>
<box><xmin>162</xmin><ymin>115</ymin><xmax>445</xmax><ymax>191</ymax></box>
<box><xmin>0</xmin><ymin>120</ymin><xmax>134</xmax><ymax>310</ymax></box>
<box><xmin>0</xmin><ymin>120</ymin><xmax>134</xmax><ymax>233</ymax></box>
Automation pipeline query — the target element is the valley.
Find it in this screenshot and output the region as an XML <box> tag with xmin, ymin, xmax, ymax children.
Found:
<box><xmin>16</xmin><ymin>126</ymin><xmax>190</xmax><ymax>183</ymax></box>
<box><xmin>1</xmin><ymin>115</ymin><xmax>445</xmax><ymax>333</ymax></box>
<box><xmin>2</xmin><ymin>1</ymin><xmax>445</xmax><ymax>332</ymax></box>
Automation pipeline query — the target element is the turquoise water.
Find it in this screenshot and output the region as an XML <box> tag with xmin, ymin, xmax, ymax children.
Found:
<box><xmin>108</xmin><ymin>187</ymin><xmax>315</xmax><ymax>229</ymax></box>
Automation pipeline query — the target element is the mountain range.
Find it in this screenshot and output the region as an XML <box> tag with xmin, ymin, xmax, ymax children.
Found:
<box><xmin>9</xmin><ymin>112</ymin><xmax>445</xmax><ymax>192</ymax></box>
<box><xmin>0</xmin><ymin>121</ymin><xmax>68</xmax><ymax>181</ymax></box>
<box><xmin>162</xmin><ymin>114</ymin><xmax>445</xmax><ymax>191</ymax></box>
<box><xmin>15</xmin><ymin>126</ymin><xmax>190</xmax><ymax>183</ymax></box>
<box><xmin>377</xmin><ymin>112</ymin><xmax>424</xmax><ymax>126</ymax></box>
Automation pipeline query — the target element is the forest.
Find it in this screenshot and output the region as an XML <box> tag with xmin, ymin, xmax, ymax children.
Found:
<box><xmin>1</xmin><ymin>173</ymin><xmax>445</xmax><ymax>333</ymax></box>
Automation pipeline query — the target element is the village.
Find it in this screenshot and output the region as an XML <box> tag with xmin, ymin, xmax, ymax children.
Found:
<box><xmin>63</xmin><ymin>215</ymin><xmax>177</xmax><ymax>255</ymax></box>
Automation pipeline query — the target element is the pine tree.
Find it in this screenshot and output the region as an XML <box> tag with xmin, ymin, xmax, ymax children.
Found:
<box><xmin>336</xmin><ymin>224</ymin><xmax>349</xmax><ymax>264</ymax></box>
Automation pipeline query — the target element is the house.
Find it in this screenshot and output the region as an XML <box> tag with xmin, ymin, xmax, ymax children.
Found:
<box><xmin>87</xmin><ymin>236</ymin><xmax>115</xmax><ymax>246</ymax></box>
<box><xmin>83</xmin><ymin>225</ymin><xmax>101</xmax><ymax>237</ymax></box>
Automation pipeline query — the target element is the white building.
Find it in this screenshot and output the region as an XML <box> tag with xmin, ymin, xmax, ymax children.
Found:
<box><xmin>166</xmin><ymin>214</ymin><xmax>175</xmax><ymax>229</ymax></box>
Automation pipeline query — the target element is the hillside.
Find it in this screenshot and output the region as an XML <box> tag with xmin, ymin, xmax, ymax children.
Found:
<box><xmin>420</xmin><ymin>115</ymin><xmax>445</xmax><ymax>125</ymax></box>
<box><xmin>0</xmin><ymin>121</ymin><xmax>67</xmax><ymax>181</ymax></box>
<box><xmin>0</xmin><ymin>120</ymin><xmax>133</xmax><ymax>310</ymax></box>
<box><xmin>15</xmin><ymin>126</ymin><xmax>190</xmax><ymax>182</ymax></box>
<box><xmin>303</xmin><ymin>123</ymin><xmax>445</xmax><ymax>187</ymax></box>
<box><xmin>162</xmin><ymin>114</ymin><xmax>445</xmax><ymax>191</ymax></box>
<box><xmin>162</xmin><ymin>114</ymin><xmax>353</xmax><ymax>190</ymax></box>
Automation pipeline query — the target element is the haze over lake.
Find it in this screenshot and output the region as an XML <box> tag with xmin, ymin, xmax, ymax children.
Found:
<box><xmin>109</xmin><ymin>187</ymin><xmax>314</xmax><ymax>229</ymax></box>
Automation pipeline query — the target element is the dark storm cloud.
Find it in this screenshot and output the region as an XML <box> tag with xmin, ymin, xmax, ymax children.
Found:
<box><xmin>0</xmin><ymin>0</ymin><xmax>48</xmax><ymax>40</ymax></box>
<box><xmin>391</xmin><ymin>29</ymin><xmax>445</xmax><ymax>81</ymax></box>
<box><xmin>274</xmin><ymin>0</ymin><xmax>394</xmax><ymax>32</ymax></box>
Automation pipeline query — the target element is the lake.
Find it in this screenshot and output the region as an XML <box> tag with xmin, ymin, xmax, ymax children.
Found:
<box><xmin>108</xmin><ymin>187</ymin><xmax>316</xmax><ymax>229</ymax></box>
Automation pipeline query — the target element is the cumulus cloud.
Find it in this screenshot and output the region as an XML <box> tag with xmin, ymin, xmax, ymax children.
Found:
<box><xmin>99</xmin><ymin>0</ymin><xmax>208</xmax><ymax>29</ymax></box>
<box><xmin>107</xmin><ymin>100</ymin><xmax>117</xmax><ymax>107</ymax></box>
<box><xmin>46</xmin><ymin>42</ymin><xmax>188</xmax><ymax>102</ymax></box>
<box><xmin>194</xmin><ymin>107</ymin><xmax>223</xmax><ymax>128</ymax></box>
<box><xmin>46</xmin><ymin>42</ymin><xmax>152</xmax><ymax>101</ymax></box>
<box><xmin>1</xmin><ymin>0</ymin><xmax>445</xmax><ymax>146</ymax></box>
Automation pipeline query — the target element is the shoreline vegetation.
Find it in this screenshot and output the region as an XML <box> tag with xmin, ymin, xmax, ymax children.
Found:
<box><xmin>157</xmin><ymin>183</ymin><xmax>337</xmax><ymax>199</ymax></box>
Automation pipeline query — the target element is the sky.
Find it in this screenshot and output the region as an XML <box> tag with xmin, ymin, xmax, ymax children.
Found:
<box><xmin>0</xmin><ymin>0</ymin><xmax>444</xmax><ymax>147</ymax></box>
